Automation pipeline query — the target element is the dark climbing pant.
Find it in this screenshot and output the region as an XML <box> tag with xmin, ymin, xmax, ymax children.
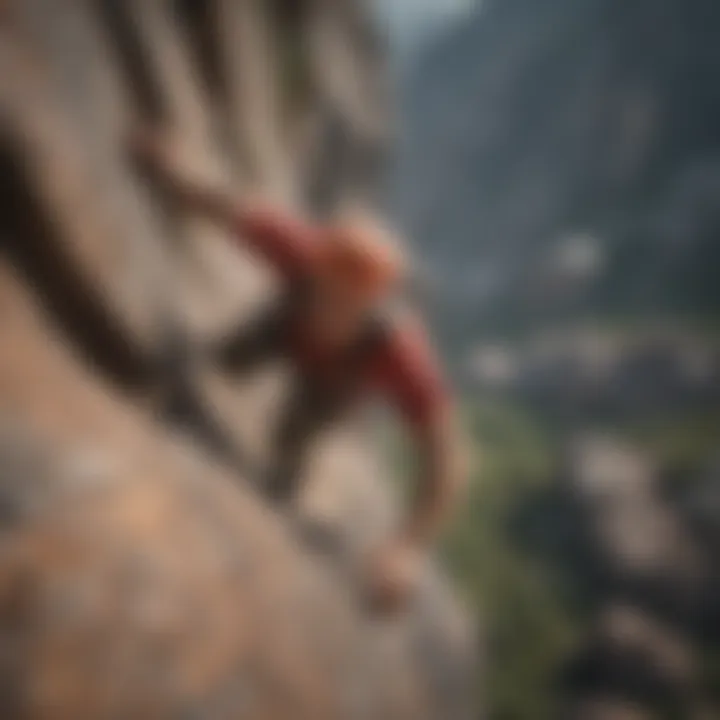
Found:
<box><xmin>164</xmin><ymin>295</ymin><xmax>375</xmax><ymax>504</ymax></box>
<box><xmin>213</xmin><ymin>303</ymin><xmax>344</xmax><ymax>504</ymax></box>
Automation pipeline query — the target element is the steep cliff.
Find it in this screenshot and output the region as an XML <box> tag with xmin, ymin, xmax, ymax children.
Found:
<box><xmin>0</xmin><ymin>1</ymin><xmax>475</xmax><ymax>718</ymax></box>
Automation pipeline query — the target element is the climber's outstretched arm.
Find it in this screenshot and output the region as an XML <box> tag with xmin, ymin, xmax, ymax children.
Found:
<box><xmin>129</xmin><ymin>128</ymin><xmax>314</xmax><ymax>277</ymax></box>
<box><xmin>129</xmin><ymin>127</ymin><xmax>235</xmax><ymax>221</ymax></box>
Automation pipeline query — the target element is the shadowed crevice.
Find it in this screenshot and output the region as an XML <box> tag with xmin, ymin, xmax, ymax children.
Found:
<box><xmin>0</xmin><ymin>139</ymin><xmax>152</xmax><ymax>390</ymax></box>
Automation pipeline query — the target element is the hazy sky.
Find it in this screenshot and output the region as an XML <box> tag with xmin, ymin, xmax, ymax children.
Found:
<box><xmin>373</xmin><ymin>0</ymin><xmax>479</xmax><ymax>65</ymax></box>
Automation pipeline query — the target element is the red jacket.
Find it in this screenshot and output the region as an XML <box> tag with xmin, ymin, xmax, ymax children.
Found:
<box><xmin>235</xmin><ymin>205</ymin><xmax>448</xmax><ymax>429</ymax></box>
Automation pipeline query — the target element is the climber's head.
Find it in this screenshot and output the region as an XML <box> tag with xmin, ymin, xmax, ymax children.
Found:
<box><xmin>306</xmin><ymin>212</ymin><xmax>405</xmax><ymax>344</ymax></box>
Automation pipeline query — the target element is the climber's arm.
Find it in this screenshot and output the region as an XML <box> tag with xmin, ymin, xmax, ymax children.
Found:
<box><xmin>372</xmin><ymin>324</ymin><xmax>465</xmax><ymax>555</ymax></box>
<box><xmin>367</xmin><ymin>336</ymin><xmax>465</xmax><ymax>613</ymax></box>
<box><xmin>387</xmin><ymin>328</ymin><xmax>465</xmax><ymax>548</ymax></box>
<box><xmin>129</xmin><ymin>128</ymin><xmax>314</xmax><ymax>277</ymax></box>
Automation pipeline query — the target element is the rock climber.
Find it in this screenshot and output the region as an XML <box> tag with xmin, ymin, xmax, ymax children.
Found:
<box><xmin>130</xmin><ymin>129</ymin><xmax>466</xmax><ymax>613</ymax></box>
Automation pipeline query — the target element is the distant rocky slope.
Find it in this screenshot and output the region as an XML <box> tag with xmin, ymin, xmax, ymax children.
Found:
<box><xmin>0</xmin><ymin>1</ymin><xmax>475</xmax><ymax>718</ymax></box>
<box><xmin>396</xmin><ymin>0</ymin><xmax>720</xmax><ymax>344</ymax></box>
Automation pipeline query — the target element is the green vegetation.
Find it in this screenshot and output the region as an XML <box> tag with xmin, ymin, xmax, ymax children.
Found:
<box><xmin>378</xmin><ymin>365</ymin><xmax>720</xmax><ymax>720</ymax></box>
<box><xmin>621</xmin><ymin>409</ymin><xmax>720</xmax><ymax>480</ymax></box>
<box><xmin>440</xmin><ymin>399</ymin><xmax>582</xmax><ymax>720</ymax></box>
<box><xmin>440</xmin><ymin>398</ymin><xmax>720</xmax><ymax>720</ymax></box>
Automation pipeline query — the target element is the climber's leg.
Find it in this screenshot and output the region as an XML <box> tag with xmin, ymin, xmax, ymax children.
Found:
<box><xmin>158</xmin><ymin>347</ymin><xmax>252</xmax><ymax>470</ymax></box>
<box><xmin>213</xmin><ymin>300</ymin><xmax>288</xmax><ymax>376</ymax></box>
<box><xmin>265</xmin><ymin>382</ymin><xmax>334</xmax><ymax>504</ymax></box>
<box><xmin>159</xmin><ymin>301</ymin><xmax>287</xmax><ymax>471</ymax></box>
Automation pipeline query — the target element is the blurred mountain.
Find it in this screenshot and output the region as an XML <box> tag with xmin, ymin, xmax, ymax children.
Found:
<box><xmin>396</xmin><ymin>0</ymin><xmax>720</xmax><ymax>345</ymax></box>
<box><xmin>391</xmin><ymin>3</ymin><xmax>720</xmax><ymax>716</ymax></box>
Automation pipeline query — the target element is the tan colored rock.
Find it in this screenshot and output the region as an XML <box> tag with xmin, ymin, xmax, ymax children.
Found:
<box><xmin>0</xmin><ymin>264</ymin><xmax>474</xmax><ymax>719</ymax></box>
<box><xmin>0</xmin><ymin>1</ymin><xmax>475</xmax><ymax>718</ymax></box>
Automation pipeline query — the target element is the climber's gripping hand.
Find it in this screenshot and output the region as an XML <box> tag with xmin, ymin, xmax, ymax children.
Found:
<box><xmin>128</xmin><ymin>125</ymin><xmax>206</xmax><ymax>208</ymax></box>
<box><xmin>365</xmin><ymin>536</ymin><xmax>423</xmax><ymax>616</ymax></box>
<box><xmin>128</xmin><ymin>126</ymin><xmax>181</xmax><ymax>189</ymax></box>
<box><xmin>128</xmin><ymin>125</ymin><xmax>240</xmax><ymax>226</ymax></box>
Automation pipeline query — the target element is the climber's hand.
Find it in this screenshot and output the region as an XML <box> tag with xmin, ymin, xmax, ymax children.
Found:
<box><xmin>129</xmin><ymin>126</ymin><xmax>166</xmax><ymax>172</ymax></box>
<box><xmin>128</xmin><ymin>126</ymin><xmax>238</xmax><ymax>225</ymax></box>
<box><xmin>365</xmin><ymin>537</ymin><xmax>422</xmax><ymax>615</ymax></box>
<box><xmin>128</xmin><ymin>126</ymin><xmax>187</xmax><ymax>195</ymax></box>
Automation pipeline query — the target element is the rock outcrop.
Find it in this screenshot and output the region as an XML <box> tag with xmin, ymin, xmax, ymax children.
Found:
<box><xmin>559</xmin><ymin>437</ymin><xmax>716</xmax><ymax>719</ymax></box>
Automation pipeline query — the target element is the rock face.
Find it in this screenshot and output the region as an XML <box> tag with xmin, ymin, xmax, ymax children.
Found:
<box><xmin>0</xmin><ymin>1</ymin><xmax>475</xmax><ymax>718</ymax></box>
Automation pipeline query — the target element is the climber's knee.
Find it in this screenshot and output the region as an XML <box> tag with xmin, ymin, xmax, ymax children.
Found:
<box><xmin>265</xmin><ymin>463</ymin><xmax>302</xmax><ymax>504</ymax></box>
<box><xmin>265</xmin><ymin>438</ymin><xmax>308</xmax><ymax>504</ymax></box>
<box><xmin>215</xmin><ymin>304</ymin><xmax>286</xmax><ymax>376</ymax></box>
<box><xmin>265</xmin><ymin>399</ymin><xmax>319</xmax><ymax>504</ymax></box>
